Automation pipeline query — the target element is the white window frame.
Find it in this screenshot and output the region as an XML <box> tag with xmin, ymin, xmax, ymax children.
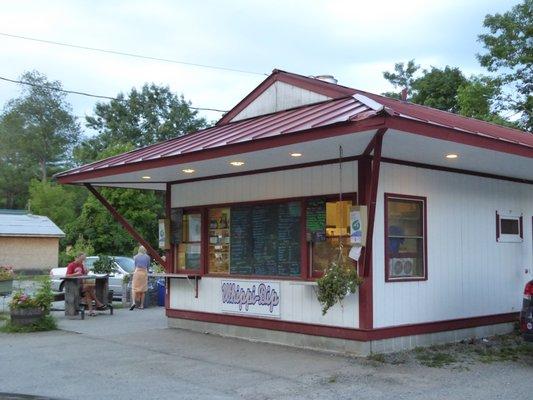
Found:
<box><xmin>496</xmin><ymin>210</ymin><xmax>523</xmax><ymax>243</ymax></box>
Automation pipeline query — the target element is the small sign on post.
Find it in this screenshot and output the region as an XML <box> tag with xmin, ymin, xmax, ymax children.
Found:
<box><xmin>348</xmin><ymin>205</ymin><xmax>367</xmax><ymax>261</ymax></box>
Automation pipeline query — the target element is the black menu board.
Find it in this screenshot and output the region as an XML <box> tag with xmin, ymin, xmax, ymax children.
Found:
<box><xmin>229</xmin><ymin>206</ymin><xmax>253</xmax><ymax>275</ymax></box>
<box><xmin>230</xmin><ymin>202</ymin><xmax>301</xmax><ymax>276</ymax></box>
<box><xmin>306</xmin><ymin>199</ymin><xmax>326</xmax><ymax>241</ymax></box>
<box><xmin>170</xmin><ymin>208</ymin><xmax>183</xmax><ymax>244</ymax></box>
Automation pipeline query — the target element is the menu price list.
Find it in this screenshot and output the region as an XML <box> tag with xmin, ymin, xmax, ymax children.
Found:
<box><xmin>230</xmin><ymin>202</ymin><xmax>301</xmax><ymax>276</ymax></box>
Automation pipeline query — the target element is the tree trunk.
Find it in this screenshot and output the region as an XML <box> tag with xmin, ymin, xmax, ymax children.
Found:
<box><xmin>40</xmin><ymin>160</ymin><xmax>47</xmax><ymax>182</ymax></box>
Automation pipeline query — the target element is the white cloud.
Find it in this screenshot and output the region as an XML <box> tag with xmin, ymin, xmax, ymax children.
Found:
<box><xmin>0</xmin><ymin>0</ymin><xmax>520</xmax><ymax>128</ymax></box>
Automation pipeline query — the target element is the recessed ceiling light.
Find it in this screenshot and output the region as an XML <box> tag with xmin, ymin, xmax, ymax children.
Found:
<box><xmin>445</xmin><ymin>153</ymin><xmax>458</xmax><ymax>159</ymax></box>
<box><xmin>141</xmin><ymin>176</ymin><xmax>151</xmax><ymax>180</ymax></box>
<box><xmin>230</xmin><ymin>161</ymin><xmax>245</xmax><ymax>166</ymax></box>
<box><xmin>182</xmin><ymin>168</ymin><xmax>195</xmax><ymax>173</ymax></box>
<box><xmin>290</xmin><ymin>152</ymin><xmax>302</xmax><ymax>157</ymax></box>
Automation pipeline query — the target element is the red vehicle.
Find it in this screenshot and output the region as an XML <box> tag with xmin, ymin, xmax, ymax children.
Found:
<box><xmin>520</xmin><ymin>280</ymin><xmax>533</xmax><ymax>342</ymax></box>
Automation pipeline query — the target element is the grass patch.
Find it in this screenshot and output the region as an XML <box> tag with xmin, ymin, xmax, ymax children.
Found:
<box><xmin>328</xmin><ymin>375</ymin><xmax>338</xmax><ymax>383</ymax></box>
<box><xmin>477</xmin><ymin>344</ymin><xmax>533</xmax><ymax>363</ymax></box>
<box><xmin>367</xmin><ymin>353</ymin><xmax>386</xmax><ymax>363</ymax></box>
<box><xmin>0</xmin><ymin>313</ymin><xmax>9</xmax><ymax>321</ymax></box>
<box><xmin>415</xmin><ymin>350</ymin><xmax>456</xmax><ymax>368</ymax></box>
<box><xmin>0</xmin><ymin>315</ymin><xmax>57</xmax><ymax>333</ymax></box>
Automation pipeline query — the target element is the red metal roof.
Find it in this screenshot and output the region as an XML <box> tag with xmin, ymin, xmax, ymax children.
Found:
<box><xmin>354</xmin><ymin>89</ymin><xmax>533</xmax><ymax>148</ymax></box>
<box><xmin>56</xmin><ymin>70</ymin><xmax>532</xmax><ymax>183</ymax></box>
<box><xmin>56</xmin><ymin>96</ymin><xmax>375</xmax><ymax>179</ymax></box>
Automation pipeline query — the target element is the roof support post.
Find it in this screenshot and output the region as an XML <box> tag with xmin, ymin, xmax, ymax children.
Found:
<box><xmin>358</xmin><ymin>128</ymin><xmax>386</xmax><ymax>330</ymax></box>
<box><xmin>84</xmin><ymin>183</ymin><xmax>166</xmax><ymax>268</ymax></box>
<box><xmin>363</xmin><ymin>128</ymin><xmax>386</xmax><ymax>277</ymax></box>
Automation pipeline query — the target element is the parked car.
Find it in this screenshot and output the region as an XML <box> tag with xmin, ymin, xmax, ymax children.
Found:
<box><xmin>520</xmin><ymin>279</ymin><xmax>533</xmax><ymax>342</ymax></box>
<box><xmin>50</xmin><ymin>256</ymin><xmax>135</xmax><ymax>299</ymax></box>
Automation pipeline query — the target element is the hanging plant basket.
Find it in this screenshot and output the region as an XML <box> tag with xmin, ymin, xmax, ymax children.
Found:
<box><xmin>316</xmin><ymin>261</ymin><xmax>363</xmax><ymax>315</ymax></box>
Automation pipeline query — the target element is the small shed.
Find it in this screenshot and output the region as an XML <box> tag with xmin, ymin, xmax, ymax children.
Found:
<box><xmin>55</xmin><ymin>70</ymin><xmax>533</xmax><ymax>354</ymax></box>
<box><xmin>0</xmin><ymin>210</ymin><xmax>65</xmax><ymax>272</ymax></box>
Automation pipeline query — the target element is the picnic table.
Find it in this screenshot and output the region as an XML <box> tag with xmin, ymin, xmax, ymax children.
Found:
<box><xmin>61</xmin><ymin>275</ymin><xmax>113</xmax><ymax>318</ymax></box>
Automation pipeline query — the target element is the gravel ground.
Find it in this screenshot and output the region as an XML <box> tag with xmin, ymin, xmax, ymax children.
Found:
<box><xmin>0</xmin><ymin>308</ymin><xmax>531</xmax><ymax>400</ymax></box>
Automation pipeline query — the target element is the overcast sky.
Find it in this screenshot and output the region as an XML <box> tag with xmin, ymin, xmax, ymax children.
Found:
<box><xmin>0</xmin><ymin>0</ymin><xmax>519</xmax><ymax>133</ymax></box>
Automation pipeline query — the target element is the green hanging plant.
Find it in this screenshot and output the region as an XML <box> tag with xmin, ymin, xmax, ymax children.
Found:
<box><xmin>316</xmin><ymin>260</ymin><xmax>363</xmax><ymax>315</ymax></box>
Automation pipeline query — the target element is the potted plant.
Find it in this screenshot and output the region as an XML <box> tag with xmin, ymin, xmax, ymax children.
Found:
<box><xmin>92</xmin><ymin>255</ymin><xmax>115</xmax><ymax>275</ymax></box>
<box><xmin>0</xmin><ymin>265</ymin><xmax>15</xmax><ymax>295</ymax></box>
<box><xmin>316</xmin><ymin>260</ymin><xmax>363</xmax><ymax>315</ymax></box>
<box><xmin>9</xmin><ymin>277</ymin><xmax>54</xmax><ymax>326</ymax></box>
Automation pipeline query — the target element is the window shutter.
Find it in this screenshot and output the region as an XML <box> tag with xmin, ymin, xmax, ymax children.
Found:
<box><xmin>495</xmin><ymin>211</ymin><xmax>500</xmax><ymax>242</ymax></box>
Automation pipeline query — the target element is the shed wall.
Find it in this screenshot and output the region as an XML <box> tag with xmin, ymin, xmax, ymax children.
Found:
<box><xmin>232</xmin><ymin>81</ymin><xmax>331</xmax><ymax>122</ymax></box>
<box><xmin>171</xmin><ymin>161</ymin><xmax>358</xmax><ymax>208</ymax></box>
<box><xmin>372</xmin><ymin>163</ymin><xmax>533</xmax><ymax>328</ymax></box>
<box><xmin>0</xmin><ymin>236</ymin><xmax>60</xmax><ymax>271</ymax></box>
<box><xmin>170</xmin><ymin>161</ymin><xmax>359</xmax><ymax>328</ymax></box>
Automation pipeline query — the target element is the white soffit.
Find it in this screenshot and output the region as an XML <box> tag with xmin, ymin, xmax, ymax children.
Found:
<box><xmin>382</xmin><ymin>129</ymin><xmax>533</xmax><ymax>181</ymax></box>
<box><xmin>80</xmin><ymin>130</ymin><xmax>377</xmax><ymax>188</ymax></box>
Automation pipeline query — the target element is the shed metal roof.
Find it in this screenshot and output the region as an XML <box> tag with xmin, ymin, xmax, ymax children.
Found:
<box><xmin>0</xmin><ymin>212</ymin><xmax>65</xmax><ymax>237</ymax></box>
<box><xmin>55</xmin><ymin>95</ymin><xmax>376</xmax><ymax>179</ymax></box>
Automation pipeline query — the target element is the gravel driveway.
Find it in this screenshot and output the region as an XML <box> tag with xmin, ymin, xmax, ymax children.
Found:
<box><xmin>0</xmin><ymin>307</ymin><xmax>531</xmax><ymax>400</ymax></box>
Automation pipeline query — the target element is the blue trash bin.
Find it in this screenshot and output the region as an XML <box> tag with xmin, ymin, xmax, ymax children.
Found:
<box><xmin>157</xmin><ymin>279</ymin><xmax>165</xmax><ymax>307</ymax></box>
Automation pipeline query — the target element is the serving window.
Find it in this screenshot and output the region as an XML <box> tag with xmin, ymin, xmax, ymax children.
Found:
<box><xmin>308</xmin><ymin>199</ymin><xmax>354</xmax><ymax>277</ymax></box>
<box><xmin>172</xmin><ymin>193</ymin><xmax>357</xmax><ymax>279</ymax></box>
<box><xmin>176</xmin><ymin>212</ymin><xmax>202</xmax><ymax>272</ymax></box>
<box><xmin>385</xmin><ymin>193</ymin><xmax>427</xmax><ymax>281</ymax></box>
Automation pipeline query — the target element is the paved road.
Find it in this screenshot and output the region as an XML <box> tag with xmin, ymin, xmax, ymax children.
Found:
<box><xmin>0</xmin><ymin>308</ymin><xmax>531</xmax><ymax>400</ymax></box>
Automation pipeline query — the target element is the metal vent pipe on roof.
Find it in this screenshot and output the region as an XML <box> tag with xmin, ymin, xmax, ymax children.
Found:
<box><xmin>313</xmin><ymin>75</ymin><xmax>338</xmax><ymax>84</ymax></box>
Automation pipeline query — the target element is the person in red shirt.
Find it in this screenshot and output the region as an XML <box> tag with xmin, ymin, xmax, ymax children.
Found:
<box><xmin>66</xmin><ymin>253</ymin><xmax>105</xmax><ymax>316</ymax></box>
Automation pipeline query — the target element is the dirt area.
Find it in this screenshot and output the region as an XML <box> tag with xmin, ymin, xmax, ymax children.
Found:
<box><xmin>366</xmin><ymin>330</ymin><xmax>533</xmax><ymax>368</ymax></box>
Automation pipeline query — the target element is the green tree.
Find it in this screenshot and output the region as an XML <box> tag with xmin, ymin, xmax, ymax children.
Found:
<box><xmin>78</xmin><ymin>83</ymin><xmax>208</xmax><ymax>163</ymax></box>
<box><xmin>382</xmin><ymin>61</ymin><xmax>514</xmax><ymax>126</ymax></box>
<box><xmin>68</xmin><ymin>144</ymin><xmax>164</xmax><ymax>256</ymax></box>
<box><xmin>382</xmin><ymin>59</ymin><xmax>420</xmax><ymax>99</ymax></box>
<box><xmin>28</xmin><ymin>179</ymin><xmax>78</xmax><ymax>228</ymax></box>
<box><xmin>478</xmin><ymin>0</ymin><xmax>532</xmax><ymax>131</ymax></box>
<box><xmin>410</xmin><ymin>66</ymin><xmax>468</xmax><ymax>113</ymax></box>
<box><xmin>0</xmin><ymin>71</ymin><xmax>80</xmax><ymax>183</ymax></box>
<box><xmin>383</xmin><ymin>63</ymin><xmax>469</xmax><ymax>111</ymax></box>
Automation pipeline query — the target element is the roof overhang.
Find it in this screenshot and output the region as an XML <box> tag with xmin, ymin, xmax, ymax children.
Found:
<box><xmin>55</xmin><ymin>115</ymin><xmax>533</xmax><ymax>191</ymax></box>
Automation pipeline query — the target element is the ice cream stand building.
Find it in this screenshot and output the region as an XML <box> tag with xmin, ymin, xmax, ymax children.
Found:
<box><xmin>56</xmin><ymin>70</ymin><xmax>533</xmax><ymax>354</ymax></box>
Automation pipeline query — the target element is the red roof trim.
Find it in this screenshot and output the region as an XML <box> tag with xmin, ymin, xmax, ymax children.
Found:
<box><xmin>386</xmin><ymin>117</ymin><xmax>533</xmax><ymax>158</ymax></box>
<box><xmin>216</xmin><ymin>69</ymin><xmax>355</xmax><ymax>126</ymax></box>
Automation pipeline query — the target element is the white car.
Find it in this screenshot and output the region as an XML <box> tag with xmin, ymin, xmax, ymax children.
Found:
<box><xmin>50</xmin><ymin>256</ymin><xmax>135</xmax><ymax>299</ymax></box>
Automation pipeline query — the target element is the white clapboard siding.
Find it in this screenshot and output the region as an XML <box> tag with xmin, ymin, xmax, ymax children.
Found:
<box><xmin>169</xmin><ymin>277</ymin><xmax>359</xmax><ymax>328</ymax></box>
<box><xmin>373</xmin><ymin>163</ymin><xmax>533</xmax><ymax>328</ymax></box>
<box><xmin>171</xmin><ymin>161</ymin><xmax>358</xmax><ymax>208</ymax></box>
<box><xmin>170</xmin><ymin>161</ymin><xmax>359</xmax><ymax>328</ymax></box>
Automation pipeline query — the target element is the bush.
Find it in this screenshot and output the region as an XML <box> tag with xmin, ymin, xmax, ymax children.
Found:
<box><xmin>9</xmin><ymin>276</ymin><xmax>54</xmax><ymax>314</ymax></box>
<box><xmin>93</xmin><ymin>255</ymin><xmax>115</xmax><ymax>274</ymax></box>
<box><xmin>0</xmin><ymin>315</ymin><xmax>57</xmax><ymax>333</ymax></box>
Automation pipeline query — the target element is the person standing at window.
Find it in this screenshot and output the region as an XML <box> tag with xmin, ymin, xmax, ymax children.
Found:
<box><xmin>130</xmin><ymin>246</ymin><xmax>151</xmax><ymax>310</ymax></box>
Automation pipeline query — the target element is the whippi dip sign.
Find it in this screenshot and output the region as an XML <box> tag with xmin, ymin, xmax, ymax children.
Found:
<box><xmin>221</xmin><ymin>280</ymin><xmax>281</xmax><ymax>317</ymax></box>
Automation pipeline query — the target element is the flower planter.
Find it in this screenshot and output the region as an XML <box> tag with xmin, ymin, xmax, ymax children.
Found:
<box><xmin>10</xmin><ymin>307</ymin><xmax>45</xmax><ymax>326</ymax></box>
<box><xmin>0</xmin><ymin>279</ymin><xmax>13</xmax><ymax>295</ymax></box>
